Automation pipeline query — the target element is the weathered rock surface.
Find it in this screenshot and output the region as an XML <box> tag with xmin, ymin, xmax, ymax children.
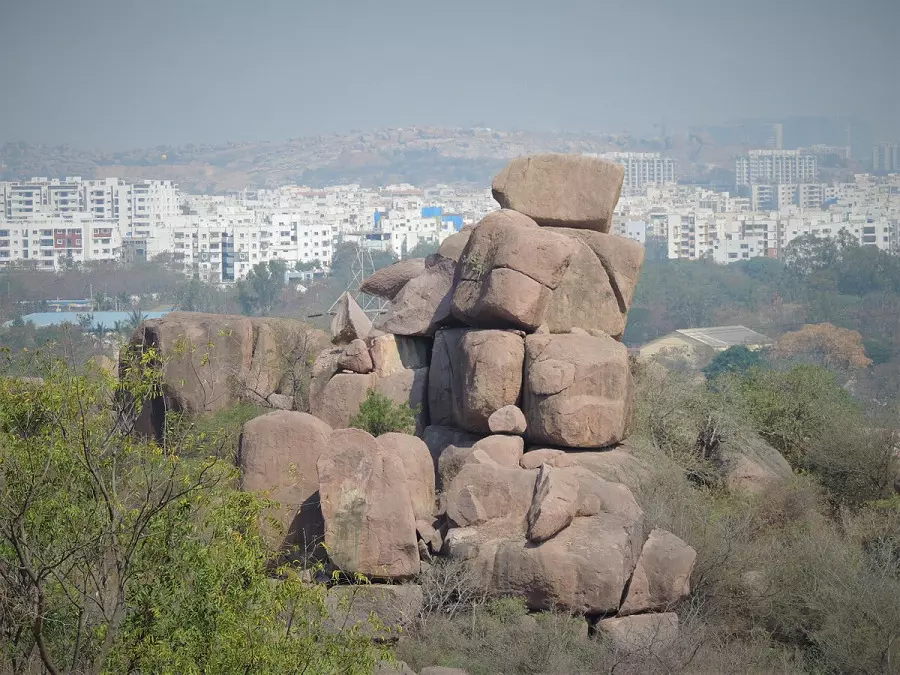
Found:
<box><xmin>317</xmin><ymin>429</ymin><xmax>419</xmax><ymax>578</ymax></box>
<box><xmin>488</xmin><ymin>405</ymin><xmax>527</xmax><ymax>434</ymax></box>
<box><xmin>422</xmin><ymin>425</ymin><xmax>484</xmax><ymax>490</ymax></box>
<box><xmin>376</xmin><ymin>254</ymin><xmax>456</xmax><ymax>337</ymax></box>
<box><xmin>597</xmin><ymin>613</ymin><xmax>680</xmax><ymax>655</ymax></box>
<box><xmin>378</xmin><ymin>433</ymin><xmax>436</xmax><ymax>521</ymax></box>
<box><xmin>436</xmin><ymin>230</ymin><xmax>472</xmax><ymax>262</ymax></box>
<box><xmin>310</xmin><ymin>372</ymin><xmax>375</xmax><ymax>429</ymax></box>
<box><xmin>460</xmin><ymin>515</ymin><xmax>643</xmax><ymax>614</ymax></box>
<box><xmin>444</xmin><ymin>461</ymin><xmax>536</xmax><ymax>531</ymax></box>
<box><xmin>126</xmin><ymin>312</ymin><xmax>325</xmax><ymax>438</ymax></box>
<box><xmin>523</xmin><ymin>332</ymin><xmax>634</xmax><ymax>448</ymax></box>
<box><xmin>238</xmin><ymin>411</ymin><xmax>332</xmax><ymax>560</ymax></box>
<box><xmin>619</xmin><ymin>529</ymin><xmax>696</xmax><ymax>616</ymax></box>
<box><xmin>467</xmin><ymin>435</ymin><xmax>524</xmax><ymax>468</ymax></box>
<box><xmin>450</xmin><ymin>211</ymin><xmax>577</xmax><ymax>331</ymax></box>
<box><xmin>370</xmin><ymin>334</ymin><xmax>431</xmax><ymax>376</ymax></box>
<box><xmin>491</xmin><ymin>154</ymin><xmax>624</xmax><ymax>232</ymax></box>
<box><xmin>325</xmin><ymin>584</ymin><xmax>423</xmax><ymax>639</ymax></box>
<box><xmin>720</xmin><ymin>434</ymin><xmax>793</xmax><ymax>494</ymax></box>
<box><xmin>526</xmin><ymin>463</ymin><xmax>580</xmax><ymax>542</ymax></box>
<box><xmin>360</xmin><ymin>258</ymin><xmax>426</xmax><ymax>300</ymax></box>
<box><xmin>331</xmin><ymin>292</ymin><xmax>373</xmax><ymax>345</ymax></box>
<box><xmin>374</xmin><ymin>366</ymin><xmax>429</xmax><ymax>434</ymax></box>
<box><xmin>337</xmin><ymin>338</ymin><xmax>374</xmax><ymax>374</ymax></box>
<box><xmin>429</xmin><ymin>328</ymin><xmax>524</xmax><ymax>433</ymax></box>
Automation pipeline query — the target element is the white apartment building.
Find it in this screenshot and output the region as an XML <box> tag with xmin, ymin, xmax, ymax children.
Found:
<box><xmin>735</xmin><ymin>150</ymin><xmax>818</xmax><ymax>186</ymax></box>
<box><xmin>0</xmin><ymin>213</ymin><xmax>121</xmax><ymax>270</ymax></box>
<box><xmin>597</xmin><ymin>152</ymin><xmax>676</xmax><ymax>196</ymax></box>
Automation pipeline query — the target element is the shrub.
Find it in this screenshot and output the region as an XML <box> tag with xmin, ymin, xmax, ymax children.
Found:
<box><xmin>349</xmin><ymin>389</ymin><xmax>418</xmax><ymax>436</ymax></box>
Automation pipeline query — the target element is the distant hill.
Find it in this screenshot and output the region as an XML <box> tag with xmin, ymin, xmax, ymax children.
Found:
<box><xmin>0</xmin><ymin>126</ymin><xmax>742</xmax><ymax>193</ymax></box>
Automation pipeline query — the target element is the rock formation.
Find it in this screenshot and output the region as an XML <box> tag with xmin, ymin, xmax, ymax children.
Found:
<box><xmin>240</xmin><ymin>154</ymin><xmax>693</xmax><ymax>637</ymax></box>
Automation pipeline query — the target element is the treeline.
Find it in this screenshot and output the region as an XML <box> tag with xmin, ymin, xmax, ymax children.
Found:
<box><xmin>627</xmin><ymin>232</ymin><xmax>900</xmax><ymax>402</ymax></box>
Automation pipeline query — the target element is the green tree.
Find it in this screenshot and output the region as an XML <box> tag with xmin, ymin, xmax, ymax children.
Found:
<box><xmin>703</xmin><ymin>346</ymin><xmax>768</xmax><ymax>380</ymax></box>
<box><xmin>237</xmin><ymin>260</ymin><xmax>287</xmax><ymax>316</ymax></box>
<box><xmin>0</xmin><ymin>352</ymin><xmax>383</xmax><ymax>674</ymax></box>
<box><xmin>349</xmin><ymin>390</ymin><xmax>418</xmax><ymax>436</ymax></box>
<box><xmin>406</xmin><ymin>240</ymin><xmax>439</xmax><ymax>259</ymax></box>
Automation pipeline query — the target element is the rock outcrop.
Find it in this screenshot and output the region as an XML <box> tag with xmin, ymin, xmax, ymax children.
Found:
<box><xmin>238</xmin><ymin>153</ymin><xmax>693</xmax><ymax>631</ymax></box>
<box><xmin>124</xmin><ymin>312</ymin><xmax>325</xmax><ymax>439</ymax></box>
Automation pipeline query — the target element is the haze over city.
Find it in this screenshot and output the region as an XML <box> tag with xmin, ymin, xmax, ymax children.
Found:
<box><xmin>2</xmin><ymin>0</ymin><xmax>898</xmax><ymax>148</ymax></box>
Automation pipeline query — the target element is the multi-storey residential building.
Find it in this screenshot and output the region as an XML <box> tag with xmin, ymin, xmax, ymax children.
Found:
<box><xmin>596</xmin><ymin>152</ymin><xmax>676</xmax><ymax>196</ymax></box>
<box><xmin>735</xmin><ymin>150</ymin><xmax>818</xmax><ymax>186</ymax></box>
<box><xmin>873</xmin><ymin>142</ymin><xmax>900</xmax><ymax>172</ymax></box>
<box><xmin>0</xmin><ymin>213</ymin><xmax>121</xmax><ymax>270</ymax></box>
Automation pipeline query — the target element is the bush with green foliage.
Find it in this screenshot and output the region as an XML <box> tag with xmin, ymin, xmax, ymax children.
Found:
<box><xmin>703</xmin><ymin>345</ymin><xmax>769</xmax><ymax>380</ymax></box>
<box><xmin>349</xmin><ymin>389</ymin><xmax>418</xmax><ymax>436</ymax></box>
<box><xmin>0</xmin><ymin>352</ymin><xmax>383</xmax><ymax>674</ymax></box>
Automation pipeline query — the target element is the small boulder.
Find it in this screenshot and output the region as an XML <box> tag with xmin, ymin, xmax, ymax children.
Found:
<box><xmin>491</xmin><ymin>154</ymin><xmax>624</xmax><ymax>232</ymax></box>
<box><xmin>597</xmin><ymin>613</ymin><xmax>679</xmax><ymax>655</ymax></box>
<box><xmin>310</xmin><ymin>372</ymin><xmax>375</xmax><ymax>429</ymax></box>
<box><xmin>520</xmin><ymin>448</ymin><xmax>576</xmax><ymax>470</ymax></box>
<box><xmin>468</xmin><ymin>435</ymin><xmax>524</xmax><ymax>468</ymax></box>
<box><xmin>436</xmin><ymin>230</ymin><xmax>472</xmax><ymax>262</ymax></box>
<box><xmin>488</xmin><ymin>405</ymin><xmax>527</xmax><ymax>435</ymax></box>
<box><xmin>317</xmin><ymin>429</ymin><xmax>419</xmax><ymax>579</ymax></box>
<box><xmin>619</xmin><ymin>529</ymin><xmax>696</xmax><ymax>616</ymax></box>
<box><xmin>337</xmin><ymin>338</ymin><xmax>374</xmax><ymax>374</ymax></box>
<box><xmin>526</xmin><ymin>463</ymin><xmax>580</xmax><ymax>542</ymax></box>
<box><xmin>331</xmin><ymin>292</ymin><xmax>372</xmax><ymax>345</ymax></box>
<box><xmin>360</xmin><ymin>258</ymin><xmax>426</xmax><ymax>300</ymax></box>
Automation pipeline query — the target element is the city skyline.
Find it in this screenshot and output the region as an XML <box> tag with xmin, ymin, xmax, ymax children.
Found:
<box><xmin>2</xmin><ymin>0</ymin><xmax>897</xmax><ymax>148</ymax></box>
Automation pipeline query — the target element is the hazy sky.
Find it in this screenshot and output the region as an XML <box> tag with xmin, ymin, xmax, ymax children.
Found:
<box><xmin>1</xmin><ymin>0</ymin><xmax>897</xmax><ymax>148</ymax></box>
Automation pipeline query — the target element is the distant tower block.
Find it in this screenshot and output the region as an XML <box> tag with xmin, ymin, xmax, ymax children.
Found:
<box><xmin>328</xmin><ymin>238</ymin><xmax>387</xmax><ymax>317</ymax></box>
<box><xmin>774</xmin><ymin>123</ymin><xmax>784</xmax><ymax>150</ymax></box>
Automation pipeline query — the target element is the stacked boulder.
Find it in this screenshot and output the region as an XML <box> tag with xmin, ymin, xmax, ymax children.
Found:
<box><xmin>259</xmin><ymin>154</ymin><xmax>696</xmax><ymax>639</ymax></box>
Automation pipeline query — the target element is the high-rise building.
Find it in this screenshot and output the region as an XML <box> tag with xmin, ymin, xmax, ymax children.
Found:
<box><xmin>597</xmin><ymin>152</ymin><xmax>675</xmax><ymax>196</ymax></box>
<box><xmin>872</xmin><ymin>143</ymin><xmax>900</xmax><ymax>172</ymax></box>
<box><xmin>735</xmin><ymin>150</ymin><xmax>818</xmax><ymax>186</ymax></box>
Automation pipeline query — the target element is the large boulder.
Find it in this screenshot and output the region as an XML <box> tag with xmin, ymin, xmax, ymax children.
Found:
<box><xmin>523</xmin><ymin>332</ymin><xmax>634</xmax><ymax>448</ymax></box>
<box><xmin>545</xmin><ymin>227</ymin><xmax>645</xmax><ymax>315</ymax></box>
<box><xmin>452</xmin><ymin>514</ymin><xmax>643</xmax><ymax>614</ymax></box>
<box><xmin>444</xmin><ymin>460</ymin><xmax>536</xmax><ymax>531</ymax></box>
<box><xmin>125</xmin><ymin>312</ymin><xmax>325</xmax><ymax>439</ymax></box>
<box><xmin>378</xmin><ymin>433</ymin><xmax>436</xmax><ymax>521</ymax></box>
<box><xmin>317</xmin><ymin>429</ymin><xmax>419</xmax><ymax>579</ymax></box>
<box><xmin>436</xmin><ymin>229</ymin><xmax>472</xmax><ymax>262</ymax></box>
<box><xmin>450</xmin><ymin>211</ymin><xmax>577</xmax><ymax>331</ymax></box>
<box><xmin>619</xmin><ymin>529</ymin><xmax>696</xmax><ymax>616</ymax></box>
<box><xmin>491</xmin><ymin>154</ymin><xmax>624</xmax><ymax>232</ymax></box>
<box><xmin>375</xmin><ymin>254</ymin><xmax>456</xmax><ymax>337</ymax></box>
<box><xmin>331</xmin><ymin>292</ymin><xmax>373</xmax><ymax>345</ymax></box>
<box><xmin>527</xmin><ymin>464</ymin><xmax>645</xmax><ymax>543</ymax></box>
<box><xmin>360</xmin><ymin>258</ymin><xmax>427</xmax><ymax>300</ymax></box>
<box><xmin>238</xmin><ymin>411</ymin><xmax>332</xmax><ymax>561</ymax></box>
<box><xmin>374</xmin><ymin>367</ymin><xmax>430</xmax><ymax>434</ymax></box>
<box><xmin>429</xmin><ymin>328</ymin><xmax>524</xmax><ymax>434</ymax></box>
<box><xmin>597</xmin><ymin>613</ymin><xmax>679</xmax><ymax>655</ymax></box>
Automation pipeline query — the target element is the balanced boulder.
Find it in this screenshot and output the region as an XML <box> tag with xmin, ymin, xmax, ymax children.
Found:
<box><xmin>331</xmin><ymin>292</ymin><xmax>372</xmax><ymax>345</ymax></box>
<box><xmin>619</xmin><ymin>529</ymin><xmax>696</xmax><ymax>616</ymax></box>
<box><xmin>360</xmin><ymin>258</ymin><xmax>426</xmax><ymax>300</ymax></box>
<box><xmin>376</xmin><ymin>254</ymin><xmax>456</xmax><ymax>337</ymax></box>
<box><xmin>491</xmin><ymin>153</ymin><xmax>624</xmax><ymax>232</ymax></box>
